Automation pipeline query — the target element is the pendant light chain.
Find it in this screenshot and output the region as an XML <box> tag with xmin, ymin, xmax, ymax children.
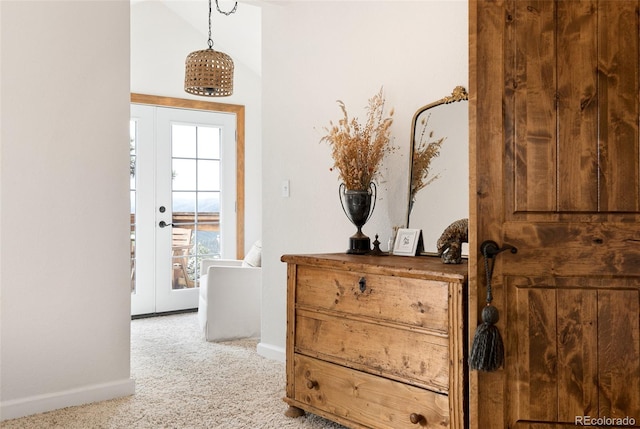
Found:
<box><xmin>215</xmin><ymin>0</ymin><xmax>238</xmax><ymax>16</ymax></box>
<box><xmin>208</xmin><ymin>0</ymin><xmax>237</xmax><ymax>49</ymax></box>
<box><xmin>207</xmin><ymin>0</ymin><xmax>213</xmax><ymax>49</ymax></box>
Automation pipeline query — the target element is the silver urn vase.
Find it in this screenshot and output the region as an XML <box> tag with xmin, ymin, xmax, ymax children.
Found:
<box><xmin>339</xmin><ymin>182</ymin><xmax>376</xmax><ymax>254</ymax></box>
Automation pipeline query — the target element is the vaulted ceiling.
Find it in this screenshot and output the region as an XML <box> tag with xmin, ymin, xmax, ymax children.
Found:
<box><xmin>131</xmin><ymin>0</ymin><xmax>265</xmax><ymax>76</ymax></box>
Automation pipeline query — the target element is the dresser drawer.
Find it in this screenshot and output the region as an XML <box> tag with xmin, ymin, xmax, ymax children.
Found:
<box><xmin>295</xmin><ymin>309</ymin><xmax>449</xmax><ymax>392</ymax></box>
<box><xmin>296</xmin><ymin>265</ymin><xmax>450</xmax><ymax>333</ymax></box>
<box><xmin>292</xmin><ymin>354</ymin><xmax>450</xmax><ymax>429</ymax></box>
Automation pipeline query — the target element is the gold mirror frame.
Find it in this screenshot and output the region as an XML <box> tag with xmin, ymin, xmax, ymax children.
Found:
<box><xmin>406</xmin><ymin>86</ymin><xmax>469</xmax><ymax>253</ymax></box>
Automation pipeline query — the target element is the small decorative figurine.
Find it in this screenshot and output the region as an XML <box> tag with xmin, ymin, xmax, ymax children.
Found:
<box><xmin>436</xmin><ymin>218</ymin><xmax>468</xmax><ymax>264</ymax></box>
<box><xmin>370</xmin><ymin>234</ymin><xmax>387</xmax><ymax>256</ymax></box>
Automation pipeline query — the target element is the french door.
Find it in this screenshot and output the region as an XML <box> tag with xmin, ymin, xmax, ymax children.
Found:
<box><xmin>130</xmin><ymin>104</ymin><xmax>237</xmax><ymax>316</ymax></box>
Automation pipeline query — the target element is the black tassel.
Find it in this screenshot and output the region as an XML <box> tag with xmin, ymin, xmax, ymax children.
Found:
<box><xmin>469</xmin><ymin>241</ymin><xmax>506</xmax><ymax>372</ymax></box>
<box><xmin>469</xmin><ymin>303</ymin><xmax>504</xmax><ymax>371</ymax></box>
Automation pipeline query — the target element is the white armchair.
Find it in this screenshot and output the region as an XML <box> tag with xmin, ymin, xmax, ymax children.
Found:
<box><xmin>197</xmin><ymin>242</ymin><xmax>262</xmax><ymax>342</ymax></box>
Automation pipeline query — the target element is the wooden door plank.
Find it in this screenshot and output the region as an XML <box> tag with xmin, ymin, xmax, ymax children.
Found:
<box><xmin>557</xmin><ymin>0</ymin><xmax>599</xmax><ymax>212</ymax></box>
<box><xmin>597</xmin><ymin>1</ymin><xmax>640</xmax><ymax>212</ymax></box>
<box><xmin>509</xmin><ymin>287</ymin><xmax>558</xmax><ymax>423</ymax></box>
<box><xmin>597</xmin><ymin>289</ymin><xmax>640</xmax><ymax>418</ymax></box>
<box><xmin>502</xmin><ymin>221</ymin><xmax>640</xmax><ymax>276</ymax></box>
<box><xmin>513</xmin><ymin>0</ymin><xmax>557</xmax><ymax>213</ymax></box>
<box><xmin>557</xmin><ymin>289</ymin><xmax>598</xmax><ymax>421</ymax></box>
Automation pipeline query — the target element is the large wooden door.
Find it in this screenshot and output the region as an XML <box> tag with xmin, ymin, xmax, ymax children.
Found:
<box><xmin>470</xmin><ymin>1</ymin><xmax>640</xmax><ymax>428</ymax></box>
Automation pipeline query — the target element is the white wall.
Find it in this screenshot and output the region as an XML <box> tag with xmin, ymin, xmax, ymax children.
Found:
<box><xmin>130</xmin><ymin>0</ymin><xmax>263</xmax><ymax>250</ymax></box>
<box><xmin>0</xmin><ymin>1</ymin><xmax>133</xmax><ymax>420</ymax></box>
<box><xmin>258</xmin><ymin>1</ymin><xmax>469</xmax><ymax>360</ymax></box>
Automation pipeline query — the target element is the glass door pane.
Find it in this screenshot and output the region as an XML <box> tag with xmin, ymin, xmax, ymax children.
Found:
<box><xmin>130</xmin><ymin>104</ymin><xmax>156</xmax><ymax>316</ymax></box>
<box><xmin>170</xmin><ymin>124</ymin><xmax>222</xmax><ymax>290</ymax></box>
<box><xmin>155</xmin><ymin>106</ymin><xmax>236</xmax><ymax>313</ymax></box>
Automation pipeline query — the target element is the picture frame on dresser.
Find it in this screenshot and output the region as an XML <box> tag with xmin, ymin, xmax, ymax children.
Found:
<box><xmin>392</xmin><ymin>228</ymin><xmax>422</xmax><ymax>256</ymax></box>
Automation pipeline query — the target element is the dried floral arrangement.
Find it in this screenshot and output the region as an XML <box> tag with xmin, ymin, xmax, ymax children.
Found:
<box><xmin>320</xmin><ymin>88</ymin><xmax>395</xmax><ymax>191</ymax></box>
<box><xmin>410</xmin><ymin>113</ymin><xmax>445</xmax><ymax>204</ymax></box>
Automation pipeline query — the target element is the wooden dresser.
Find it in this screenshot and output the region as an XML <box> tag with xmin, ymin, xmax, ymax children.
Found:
<box><xmin>281</xmin><ymin>253</ymin><xmax>468</xmax><ymax>429</ymax></box>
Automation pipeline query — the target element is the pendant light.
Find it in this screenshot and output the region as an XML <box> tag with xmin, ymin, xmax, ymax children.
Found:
<box><xmin>184</xmin><ymin>0</ymin><xmax>238</xmax><ymax>97</ymax></box>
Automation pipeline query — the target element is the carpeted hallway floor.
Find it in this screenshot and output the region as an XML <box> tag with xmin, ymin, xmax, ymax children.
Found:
<box><xmin>1</xmin><ymin>313</ymin><xmax>345</xmax><ymax>429</ymax></box>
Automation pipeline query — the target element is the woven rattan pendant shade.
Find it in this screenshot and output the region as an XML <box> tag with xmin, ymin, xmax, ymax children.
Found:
<box><xmin>184</xmin><ymin>48</ymin><xmax>234</xmax><ymax>97</ymax></box>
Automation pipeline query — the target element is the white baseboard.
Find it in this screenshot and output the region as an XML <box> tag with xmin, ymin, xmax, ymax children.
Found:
<box><xmin>257</xmin><ymin>341</ymin><xmax>285</xmax><ymax>362</ymax></box>
<box><xmin>1</xmin><ymin>378</ymin><xmax>135</xmax><ymax>421</ymax></box>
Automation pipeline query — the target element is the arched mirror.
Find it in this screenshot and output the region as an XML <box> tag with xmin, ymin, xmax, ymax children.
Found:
<box><xmin>407</xmin><ymin>86</ymin><xmax>468</xmax><ymax>255</ymax></box>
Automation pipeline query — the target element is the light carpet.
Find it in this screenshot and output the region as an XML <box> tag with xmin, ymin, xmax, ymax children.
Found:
<box><xmin>1</xmin><ymin>312</ymin><xmax>345</xmax><ymax>429</ymax></box>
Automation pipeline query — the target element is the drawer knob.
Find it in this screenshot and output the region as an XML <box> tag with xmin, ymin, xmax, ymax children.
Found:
<box><xmin>358</xmin><ymin>277</ymin><xmax>366</xmax><ymax>292</ymax></box>
<box><xmin>409</xmin><ymin>413</ymin><xmax>426</xmax><ymax>425</ymax></box>
<box><xmin>306</xmin><ymin>380</ymin><xmax>318</xmax><ymax>390</ymax></box>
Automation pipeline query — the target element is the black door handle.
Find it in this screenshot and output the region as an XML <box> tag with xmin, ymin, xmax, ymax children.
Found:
<box><xmin>159</xmin><ymin>221</ymin><xmax>174</xmax><ymax>228</ymax></box>
<box><xmin>480</xmin><ymin>240</ymin><xmax>517</xmax><ymax>258</ymax></box>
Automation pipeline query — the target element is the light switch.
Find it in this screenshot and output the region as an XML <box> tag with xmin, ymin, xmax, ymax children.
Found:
<box><xmin>281</xmin><ymin>180</ymin><xmax>290</xmax><ymax>197</ymax></box>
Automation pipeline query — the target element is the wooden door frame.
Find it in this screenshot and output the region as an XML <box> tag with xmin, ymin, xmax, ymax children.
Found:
<box><xmin>468</xmin><ymin>1</ymin><xmax>507</xmax><ymax>427</ymax></box>
<box><xmin>468</xmin><ymin>0</ymin><xmax>479</xmax><ymax>424</ymax></box>
<box><xmin>131</xmin><ymin>93</ymin><xmax>246</xmax><ymax>259</ymax></box>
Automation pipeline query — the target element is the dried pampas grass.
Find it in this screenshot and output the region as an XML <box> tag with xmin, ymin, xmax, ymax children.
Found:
<box><xmin>320</xmin><ymin>88</ymin><xmax>395</xmax><ymax>191</ymax></box>
<box><xmin>410</xmin><ymin>112</ymin><xmax>444</xmax><ymax>202</ymax></box>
